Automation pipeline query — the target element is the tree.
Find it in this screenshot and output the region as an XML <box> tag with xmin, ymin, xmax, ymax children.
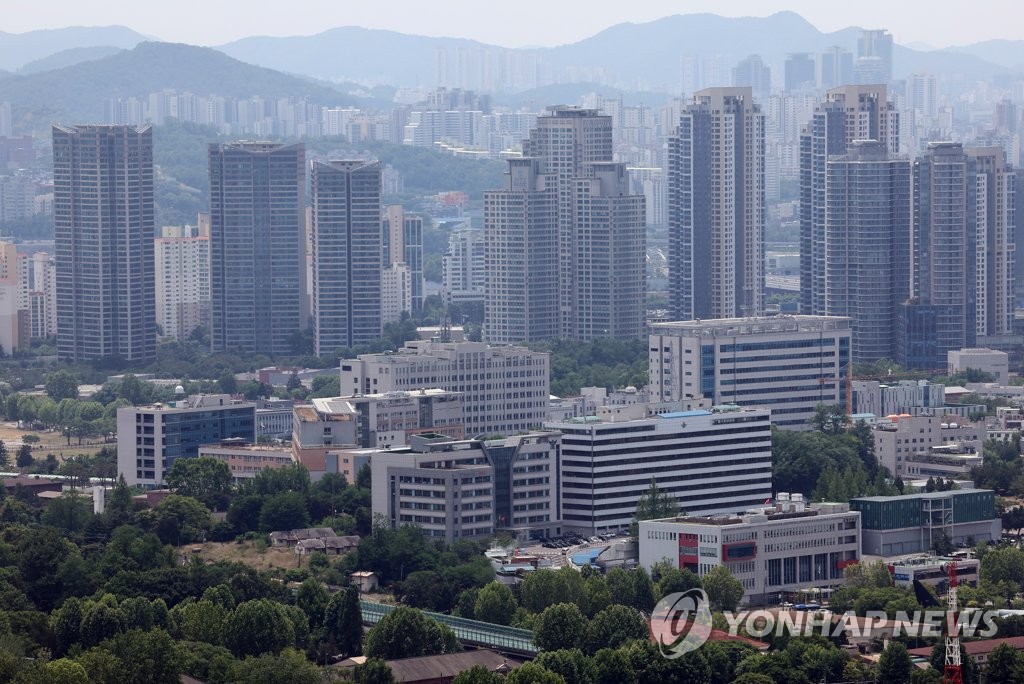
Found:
<box><xmin>364</xmin><ymin>606</ymin><xmax>461</xmax><ymax>660</ymax></box>
<box><xmin>593</xmin><ymin>648</ymin><xmax>636</xmax><ymax>684</ymax></box>
<box><xmin>217</xmin><ymin>371</ymin><xmax>238</xmax><ymax>395</ymax></box>
<box><xmin>294</xmin><ymin>579</ymin><xmax>329</xmax><ymax>632</ymax></box>
<box><xmin>703</xmin><ymin>566</ymin><xmax>745</xmax><ymax>611</ymax></box>
<box><xmin>170</xmin><ymin>599</ymin><xmax>228</xmax><ymax>644</ymax></box>
<box><xmin>453</xmin><ymin>665</ymin><xmax>504</xmax><ymax>684</ymax></box>
<box><xmin>983</xmin><ymin>643</ymin><xmax>1024</xmax><ymax>684</ymax></box>
<box><xmin>583</xmin><ymin>605</ymin><xmax>649</xmax><ymax>654</ymax></box>
<box><xmin>223</xmin><ymin>599</ymin><xmax>296</xmax><ymax>658</ymax></box>
<box><xmin>117</xmin><ymin>374</ymin><xmax>150</xmax><ymax>405</ymax></box>
<box><xmin>0</xmin><ymin>439</ymin><xmax>7</xmax><ymax>467</ymax></box>
<box><xmin>534</xmin><ymin>603</ymin><xmax>587</xmax><ymax>652</ymax></box>
<box><xmin>102</xmin><ymin>628</ymin><xmax>181</xmax><ymax>684</ymax></box>
<box><xmin>45</xmin><ymin>659</ymin><xmax>91</xmax><ymax>684</ymax></box>
<box><xmin>353</xmin><ymin>658</ymin><xmax>398</xmax><ymax>684</ymax></box>
<box><xmin>474</xmin><ymin>582</ymin><xmax>518</xmax><ymax>626</ymax></box>
<box><xmin>145</xmin><ymin>494</ymin><xmax>211</xmax><ymax>545</ymax></box>
<box><xmin>41</xmin><ymin>491</ymin><xmax>93</xmax><ymax>533</ymax></box>
<box><xmin>231</xmin><ymin>648</ymin><xmax>323</xmax><ymax>684</ymax></box>
<box><xmin>16</xmin><ymin>443</ymin><xmax>32</xmax><ymax>467</ymax></box>
<box><xmin>877</xmin><ymin>641</ymin><xmax>912</xmax><ymax>683</ymax></box>
<box><xmin>323</xmin><ymin>587</ymin><xmax>363</xmax><ymax>657</ymax></box>
<box><xmin>52</xmin><ymin>596</ymin><xmax>84</xmax><ymax>656</ymax></box>
<box><xmin>80</xmin><ymin>600</ymin><xmax>127</xmax><ymax>648</ymax></box>
<box><xmin>165</xmin><ymin>457</ymin><xmax>234</xmax><ymax>511</ymax></box>
<box><xmin>810</xmin><ymin>403</ymin><xmax>849</xmax><ymax>434</ymax></box>
<box><xmin>658</xmin><ymin>567</ymin><xmax>702</xmax><ymax>598</ymax></box>
<box><xmin>259</xmin><ymin>490</ymin><xmax>310</xmax><ymax>531</ymax></box>
<box><xmin>534</xmin><ymin>648</ymin><xmax>598</xmax><ymax>684</ymax></box>
<box><xmin>45</xmin><ymin>370</ymin><xmax>80</xmax><ymax>401</ymax></box>
<box><xmin>632</xmin><ymin>478</ymin><xmax>678</xmax><ymax>532</ymax></box>
<box><xmin>505</xmin><ymin>662</ymin><xmax>566</xmax><ymax>684</ymax></box>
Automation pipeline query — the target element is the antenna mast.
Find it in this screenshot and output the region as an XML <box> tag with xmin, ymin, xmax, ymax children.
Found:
<box><xmin>943</xmin><ymin>561</ymin><xmax>962</xmax><ymax>684</ymax></box>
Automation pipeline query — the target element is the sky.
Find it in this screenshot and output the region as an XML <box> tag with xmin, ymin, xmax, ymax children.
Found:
<box><xmin>4</xmin><ymin>0</ymin><xmax>1024</xmax><ymax>49</ymax></box>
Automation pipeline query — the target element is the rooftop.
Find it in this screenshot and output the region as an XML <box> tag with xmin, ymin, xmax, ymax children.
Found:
<box><xmin>651</xmin><ymin>315</ymin><xmax>851</xmax><ymax>336</ymax></box>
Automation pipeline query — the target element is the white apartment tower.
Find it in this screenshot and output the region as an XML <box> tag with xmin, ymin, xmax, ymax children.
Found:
<box><xmin>154</xmin><ymin>225</ymin><xmax>211</xmax><ymax>342</ymax></box>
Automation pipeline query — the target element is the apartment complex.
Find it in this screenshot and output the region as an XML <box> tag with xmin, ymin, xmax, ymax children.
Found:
<box><xmin>639</xmin><ymin>496</ymin><xmax>861</xmax><ymax>606</ymax></box>
<box><xmin>208</xmin><ymin>141</ymin><xmax>305</xmax><ymax>355</ymax></box>
<box><xmin>311</xmin><ymin>160</ymin><xmax>383</xmax><ymax>355</ymax></box>
<box><xmin>116</xmin><ymin>394</ymin><xmax>256</xmax><ymax>486</ymax></box>
<box><xmin>668</xmin><ymin>87</ymin><xmax>764</xmax><ymax>320</ymax></box>
<box><xmin>53</xmin><ymin>124</ymin><xmax>155</xmax><ymax>362</ymax></box>
<box><xmin>546</xmin><ymin>404</ymin><xmax>773</xmax><ymax>535</ymax></box>
<box><xmin>649</xmin><ymin>316</ymin><xmax>851</xmax><ymax>429</ymax></box>
<box><xmin>442</xmin><ymin>228</ymin><xmax>485</xmax><ymax>305</ymax></box>
<box><xmin>339</xmin><ymin>340</ymin><xmax>549</xmax><ymax>437</ymax></box>
<box><xmin>370</xmin><ymin>431</ymin><xmax>562</xmax><ymax>543</ymax></box>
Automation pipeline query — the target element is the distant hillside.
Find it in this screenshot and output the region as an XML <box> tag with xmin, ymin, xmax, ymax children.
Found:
<box><xmin>942</xmin><ymin>39</ymin><xmax>1024</xmax><ymax>70</ymax></box>
<box><xmin>18</xmin><ymin>45</ymin><xmax>125</xmax><ymax>74</ymax></box>
<box><xmin>0</xmin><ymin>25</ymin><xmax>147</xmax><ymax>71</ymax></box>
<box><xmin>219</xmin><ymin>26</ymin><xmax>482</xmax><ymax>86</ymax></box>
<box><xmin>215</xmin><ymin>11</ymin><xmax>1012</xmax><ymax>91</ymax></box>
<box><xmin>0</xmin><ymin>42</ymin><xmax>361</xmax><ymax>132</ymax></box>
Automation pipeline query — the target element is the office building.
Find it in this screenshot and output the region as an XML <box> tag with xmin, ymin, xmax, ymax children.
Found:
<box><xmin>154</xmin><ymin>225</ymin><xmax>210</xmax><ymax>342</ymax></box>
<box><xmin>949</xmin><ymin>348</ymin><xmax>1009</xmax><ymax>385</ymax></box>
<box><xmin>547</xmin><ymin>404</ymin><xmax>772</xmax><ymax>535</ymax></box>
<box><xmin>442</xmin><ymin>228</ymin><xmax>486</xmax><ymax>305</ymax></box>
<box><xmin>856</xmin><ymin>29</ymin><xmax>894</xmax><ymax>84</ymax></box>
<box><xmin>800</xmin><ymin>86</ymin><xmax>900</xmax><ymax>316</ymax></box>
<box><xmin>311</xmin><ymin>160</ymin><xmax>382</xmax><ymax>355</ymax></box>
<box><xmin>650</xmin><ymin>316</ymin><xmax>851</xmax><ymax>429</ymax></box>
<box><xmin>485</xmin><ymin>107</ymin><xmax>645</xmax><ymax>342</ymax></box>
<box><xmin>784</xmin><ymin>53</ymin><xmax>816</xmax><ymax>92</ymax></box>
<box><xmin>850</xmin><ymin>488</ymin><xmax>1000</xmax><ymax>557</ymax></box>
<box><xmin>824</xmin><ymin>141</ymin><xmax>912</xmax><ymax>364</ymax></box>
<box><xmin>370</xmin><ymin>431</ymin><xmax>562</xmax><ymax>543</ymax></box>
<box><xmin>639</xmin><ymin>496</ymin><xmax>861</xmax><ymax>606</ymax></box>
<box><xmin>668</xmin><ymin>87</ymin><xmax>765</xmax><ymax>320</ymax></box>
<box><xmin>208</xmin><ymin>141</ymin><xmax>305</xmax><ymax>355</ymax></box>
<box><xmin>819</xmin><ymin>47</ymin><xmax>853</xmax><ymax>90</ymax></box>
<box><xmin>53</xmin><ymin>124</ymin><xmax>155</xmax><ymax>362</ymax></box>
<box><xmin>383</xmin><ymin>205</ymin><xmax>424</xmax><ymax>315</ymax></box>
<box><xmin>117</xmin><ymin>394</ymin><xmax>256</xmax><ymax>487</ymax></box>
<box><xmin>871</xmin><ymin>414</ymin><xmax>985</xmax><ymax>479</ymax></box>
<box><xmin>908</xmin><ymin>73</ymin><xmax>938</xmax><ymax>121</ymax></box>
<box><xmin>851</xmin><ymin>380</ymin><xmax>947</xmax><ymax>417</ymax></box>
<box><xmin>732</xmin><ymin>55</ymin><xmax>772</xmax><ymax>101</ymax></box>
<box><xmin>340</xmin><ymin>339</ymin><xmax>549</xmax><ymax>437</ymax></box>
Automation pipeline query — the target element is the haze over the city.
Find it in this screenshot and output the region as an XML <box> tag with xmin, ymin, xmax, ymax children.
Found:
<box><xmin>4</xmin><ymin>0</ymin><xmax>1024</xmax><ymax>48</ymax></box>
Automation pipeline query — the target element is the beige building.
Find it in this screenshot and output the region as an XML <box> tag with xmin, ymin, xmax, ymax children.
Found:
<box><xmin>0</xmin><ymin>241</ymin><xmax>25</xmax><ymax>353</ymax></box>
<box><xmin>198</xmin><ymin>440</ymin><xmax>295</xmax><ymax>480</ymax></box>
<box><xmin>872</xmin><ymin>414</ymin><xmax>986</xmax><ymax>480</ymax></box>
<box><xmin>154</xmin><ymin>225</ymin><xmax>210</xmax><ymax>342</ymax></box>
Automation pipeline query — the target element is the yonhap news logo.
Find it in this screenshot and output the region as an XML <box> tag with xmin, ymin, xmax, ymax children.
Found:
<box><xmin>650</xmin><ymin>589</ymin><xmax>714</xmax><ymax>659</ymax></box>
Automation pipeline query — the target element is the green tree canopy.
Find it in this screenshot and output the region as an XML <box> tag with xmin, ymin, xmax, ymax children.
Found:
<box><xmin>363</xmin><ymin>606</ymin><xmax>460</xmax><ymax>660</ymax></box>
<box><xmin>165</xmin><ymin>457</ymin><xmax>234</xmax><ymax>511</ymax></box>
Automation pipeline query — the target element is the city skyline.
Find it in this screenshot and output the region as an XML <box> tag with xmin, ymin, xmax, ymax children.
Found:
<box><xmin>4</xmin><ymin>1</ymin><xmax>1024</xmax><ymax>51</ymax></box>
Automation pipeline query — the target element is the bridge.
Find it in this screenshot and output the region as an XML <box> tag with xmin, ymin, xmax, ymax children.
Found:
<box><xmin>360</xmin><ymin>600</ymin><xmax>538</xmax><ymax>657</ymax></box>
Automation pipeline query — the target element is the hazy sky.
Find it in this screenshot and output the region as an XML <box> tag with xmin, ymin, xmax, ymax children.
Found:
<box><xmin>5</xmin><ymin>0</ymin><xmax>1023</xmax><ymax>48</ymax></box>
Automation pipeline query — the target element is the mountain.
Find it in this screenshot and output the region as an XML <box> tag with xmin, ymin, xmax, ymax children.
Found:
<box><xmin>18</xmin><ymin>46</ymin><xmax>125</xmax><ymax>74</ymax></box>
<box><xmin>941</xmin><ymin>39</ymin><xmax>1024</xmax><ymax>70</ymax></box>
<box><xmin>216</xmin><ymin>12</ymin><xmax>1012</xmax><ymax>92</ymax></box>
<box><xmin>0</xmin><ymin>42</ymin><xmax>362</xmax><ymax>130</ymax></box>
<box><xmin>0</xmin><ymin>25</ymin><xmax>147</xmax><ymax>71</ymax></box>
<box><xmin>218</xmin><ymin>27</ymin><xmax>482</xmax><ymax>86</ymax></box>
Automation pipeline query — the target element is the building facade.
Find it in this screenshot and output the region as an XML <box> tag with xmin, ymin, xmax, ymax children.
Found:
<box><xmin>53</xmin><ymin>124</ymin><xmax>155</xmax><ymax>362</ymax></box>
<box><xmin>639</xmin><ymin>497</ymin><xmax>862</xmax><ymax>606</ymax></box>
<box><xmin>547</xmin><ymin>405</ymin><xmax>773</xmax><ymax>535</ymax></box>
<box><xmin>850</xmin><ymin>489</ymin><xmax>1000</xmax><ymax>557</ymax></box>
<box><xmin>650</xmin><ymin>316</ymin><xmax>852</xmax><ymax>429</ymax></box>
<box><xmin>370</xmin><ymin>431</ymin><xmax>562</xmax><ymax>543</ymax></box>
<box><xmin>800</xmin><ymin>86</ymin><xmax>899</xmax><ymax>316</ymax></box>
<box><xmin>0</xmin><ymin>241</ymin><xmax>25</xmax><ymax>354</ymax></box>
<box><xmin>668</xmin><ymin>87</ymin><xmax>764</xmax><ymax>321</ymax></box>
<box><xmin>154</xmin><ymin>225</ymin><xmax>210</xmax><ymax>342</ymax></box>
<box><xmin>117</xmin><ymin>394</ymin><xmax>256</xmax><ymax>487</ymax></box>
<box><xmin>208</xmin><ymin>141</ymin><xmax>305</xmax><ymax>355</ymax></box>
<box><xmin>442</xmin><ymin>228</ymin><xmax>486</xmax><ymax>305</ymax></box>
<box><xmin>311</xmin><ymin>160</ymin><xmax>383</xmax><ymax>355</ymax></box>
<box><xmin>339</xmin><ymin>339</ymin><xmax>549</xmax><ymax>437</ymax></box>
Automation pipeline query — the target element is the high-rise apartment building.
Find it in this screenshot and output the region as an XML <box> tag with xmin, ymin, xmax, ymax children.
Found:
<box><xmin>383</xmin><ymin>205</ymin><xmax>424</xmax><ymax>315</ymax></box>
<box><xmin>969</xmin><ymin>147</ymin><xmax>1015</xmax><ymax>340</ymax></box>
<box><xmin>668</xmin><ymin>87</ymin><xmax>765</xmax><ymax>320</ymax></box>
<box><xmin>0</xmin><ymin>241</ymin><xmax>24</xmax><ymax>355</ymax></box>
<box><xmin>856</xmin><ymin>29</ymin><xmax>894</xmax><ymax>84</ymax></box>
<box><xmin>442</xmin><ymin>228</ymin><xmax>486</xmax><ymax>305</ymax></box>
<box><xmin>53</xmin><ymin>124</ymin><xmax>155</xmax><ymax>362</ymax></box>
<box><xmin>800</xmin><ymin>86</ymin><xmax>900</xmax><ymax>315</ymax></box>
<box><xmin>208</xmin><ymin>141</ymin><xmax>305</xmax><ymax>355</ymax></box>
<box><xmin>311</xmin><ymin>160</ymin><xmax>382</xmax><ymax>356</ymax></box>
<box><xmin>824</xmin><ymin>141</ymin><xmax>912</xmax><ymax>364</ymax></box>
<box><xmin>154</xmin><ymin>225</ymin><xmax>210</xmax><ymax>342</ymax></box>
<box><xmin>486</xmin><ymin>106</ymin><xmax>645</xmax><ymax>342</ymax></box>
<box><xmin>21</xmin><ymin>251</ymin><xmax>56</xmax><ymax>340</ymax></box>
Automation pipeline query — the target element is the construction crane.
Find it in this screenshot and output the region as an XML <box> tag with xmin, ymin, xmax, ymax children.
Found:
<box><xmin>943</xmin><ymin>561</ymin><xmax>962</xmax><ymax>684</ymax></box>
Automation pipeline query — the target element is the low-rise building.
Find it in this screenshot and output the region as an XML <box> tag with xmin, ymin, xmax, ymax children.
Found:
<box><xmin>889</xmin><ymin>555</ymin><xmax>980</xmax><ymax>590</ymax></box>
<box><xmin>117</xmin><ymin>394</ymin><xmax>256</xmax><ymax>487</ymax></box>
<box><xmin>949</xmin><ymin>348</ymin><xmax>1009</xmax><ymax>385</ymax></box>
<box><xmin>852</xmin><ymin>380</ymin><xmax>947</xmax><ymax>417</ymax></box>
<box><xmin>546</xmin><ymin>404</ymin><xmax>773</xmax><ymax>535</ymax></box>
<box><xmin>639</xmin><ymin>496</ymin><xmax>861</xmax><ymax>606</ymax></box>
<box><xmin>198</xmin><ymin>440</ymin><xmax>295</xmax><ymax>480</ymax></box>
<box><xmin>256</xmin><ymin>399</ymin><xmax>295</xmax><ymax>440</ymax></box>
<box><xmin>370</xmin><ymin>431</ymin><xmax>562</xmax><ymax>543</ymax></box>
<box><xmin>872</xmin><ymin>414</ymin><xmax>986</xmax><ymax>479</ymax></box>
<box><xmin>850</xmin><ymin>489</ymin><xmax>1001</xmax><ymax>557</ymax></box>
